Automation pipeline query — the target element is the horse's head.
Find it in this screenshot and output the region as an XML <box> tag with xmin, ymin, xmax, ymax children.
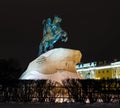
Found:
<box><xmin>53</xmin><ymin>16</ymin><xmax>62</xmax><ymax>24</ymax></box>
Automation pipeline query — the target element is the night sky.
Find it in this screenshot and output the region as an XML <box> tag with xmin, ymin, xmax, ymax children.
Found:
<box><xmin>0</xmin><ymin>0</ymin><xmax>120</xmax><ymax>70</ymax></box>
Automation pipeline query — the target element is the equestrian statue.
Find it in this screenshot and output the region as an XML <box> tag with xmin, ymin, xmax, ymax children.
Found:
<box><xmin>38</xmin><ymin>16</ymin><xmax>68</xmax><ymax>55</ymax></box>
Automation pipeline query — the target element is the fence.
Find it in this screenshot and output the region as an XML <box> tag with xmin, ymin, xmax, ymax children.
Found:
<box><xmin>0</xmin><ymin>79</ymin><xmax>120</xmax><ymax>103</ymax></box>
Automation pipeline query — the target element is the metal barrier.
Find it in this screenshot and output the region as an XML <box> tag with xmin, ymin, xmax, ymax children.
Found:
<box><xmin>0</xmin><ymin>79</ymin><xmax>120</xmax><ymax>103</ymax></box>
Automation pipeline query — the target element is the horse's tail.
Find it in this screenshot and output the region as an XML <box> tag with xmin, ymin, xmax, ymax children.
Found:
<box><xmin>38</xmin><ymin>43</ymin><xmax>43</xmax><ymax>55</ymax></box>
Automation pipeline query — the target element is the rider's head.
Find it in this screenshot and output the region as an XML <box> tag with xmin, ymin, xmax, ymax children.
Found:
<box><xmin>46</xmin><ymin>18</ymin><xmax>52</xmax><ymax>25</ymax></box>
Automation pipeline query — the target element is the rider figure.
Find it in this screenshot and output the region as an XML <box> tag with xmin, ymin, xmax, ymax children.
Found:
<box><xmin>43</xmin><ymin>18</ymin><xmax>53</xmax><ymax>36</ymax></box>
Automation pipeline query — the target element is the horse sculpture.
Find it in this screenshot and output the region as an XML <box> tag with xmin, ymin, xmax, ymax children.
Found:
<box><xmin>38</xmin><ymin>16</ymin><xmax>68</xmax><ymax>55</ymax></box>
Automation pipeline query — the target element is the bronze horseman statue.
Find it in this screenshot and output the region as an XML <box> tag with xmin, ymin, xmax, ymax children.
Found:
<box><xmin>38</xmin><ymin>16</ymin><xmax>68</xmax><ymax>55</ymax></box>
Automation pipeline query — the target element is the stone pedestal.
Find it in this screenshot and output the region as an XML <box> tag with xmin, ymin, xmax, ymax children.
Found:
<box><xmin>20</xmin><ymin>48</ymin><xmax>82</xmax><ymax>84</ymax></box>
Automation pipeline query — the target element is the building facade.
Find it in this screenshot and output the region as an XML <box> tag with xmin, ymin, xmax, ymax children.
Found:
<box><xmin>76</xmin><ymin>61</ymin><xmax>120</xmax><ymax>80</ymax></box>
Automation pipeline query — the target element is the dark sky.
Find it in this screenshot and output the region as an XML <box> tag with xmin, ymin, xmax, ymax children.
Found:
<box><xmin>0</xmin><ymin>0</ymin><xmax>120</xmax><ymax>69</ymax></box>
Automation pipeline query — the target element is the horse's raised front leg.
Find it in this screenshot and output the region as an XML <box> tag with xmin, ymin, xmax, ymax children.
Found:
<box><xmin>61</xmin><ymin>31</ymin><xmax>68</xmax><ymax>42</ymax></box>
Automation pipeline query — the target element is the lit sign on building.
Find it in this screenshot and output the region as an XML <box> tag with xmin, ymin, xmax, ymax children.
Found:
<box><xmin>76</xmin><ymin>62</ymin><xmax>97</xmax><ymax>69</ymax></box>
